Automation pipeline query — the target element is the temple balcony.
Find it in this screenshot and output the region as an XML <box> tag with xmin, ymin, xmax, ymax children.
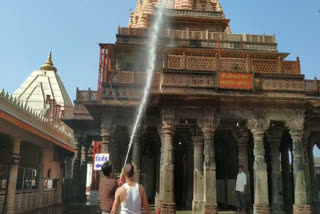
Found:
<box><xmin>75</xmin><ymin>88</ymin><xmax>98</xmax><ymax>103</ymax></box>
<box><xmin>163</xmin><ymin>8</ymin><xmax>224</xmax><ymax>19</ymax></box>
<box><xmin>117</xmin><ymin>27</ymin><xmax>277</xmax><ymax>52</ymax></box>
<box><xmin>165</xmin><ymin>54</ymin><xmax>299</xmax><ymax>75</ymax></box>
<box><xmin>76</xmin><ymin>75</ymin><xmax>320</xmax><ymax>103</ymax></box>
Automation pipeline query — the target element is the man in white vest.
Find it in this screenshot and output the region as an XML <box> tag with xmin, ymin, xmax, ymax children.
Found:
<box><xmin>234</xmin><ymin>165</ymin><xmax>247</xmax><ymax>214</ymax></box>
<box><xmin>111</xmin><ymin>163</ymin><xmax>150</xmax><ymax>214</ymax></box>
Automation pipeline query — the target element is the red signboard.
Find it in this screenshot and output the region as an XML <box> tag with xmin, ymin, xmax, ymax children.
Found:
<box><xmin>219</xmin><ymin>72</ymin><xmax>253</xmax><ymax>90</ymax></box>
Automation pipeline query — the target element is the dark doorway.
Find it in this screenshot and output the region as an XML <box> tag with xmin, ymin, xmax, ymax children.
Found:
<box><xmin>174</xmin><ymin>129</ymin><xmax>193</xmax><ymax>210</ymax></box>
<box><xmin>214</xmin><ymin>129</ymin><xmax>238</xmax><ymax>208</ymax></box>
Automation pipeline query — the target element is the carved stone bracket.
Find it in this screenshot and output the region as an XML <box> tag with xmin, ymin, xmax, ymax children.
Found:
<box><xmin>233</xmin><ymin>128</ymin><xmax>250</xmax><ymax>145</ymax></box>
<box><xmin>285</xmin><ymin>111</ymin><xmax>305</xmax><ymax>132</ymax></box>
<box><xmin>197</xmin><ymin>110</ymin><xmax>219</xmax><ymax>129</ymax></box>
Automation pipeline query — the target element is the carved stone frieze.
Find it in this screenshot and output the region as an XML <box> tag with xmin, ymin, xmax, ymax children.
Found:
<box><xmin>162</xmin><ymin>73</ymin><xmax>216</xmax><ymax>88</ymax></box>
<box><xmin>260</xmin><ymin>79</ymin><xmax>305</xmax><ymax>91</ymax></box>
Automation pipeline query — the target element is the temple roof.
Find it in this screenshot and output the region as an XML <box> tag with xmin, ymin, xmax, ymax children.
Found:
<box><xmin>13</xmin><ymin>52</ymin><xmax>72</xmax><ymax>116</ymax></box>
<box><xmin>130</xmin><ymin>0</ymin><xmax>229</xmax><ymax>30</ymax></box>
<box><xmin>40</xmin><ymin>52</ymin><xmax>57</xmax><ymax>72</ymax></box>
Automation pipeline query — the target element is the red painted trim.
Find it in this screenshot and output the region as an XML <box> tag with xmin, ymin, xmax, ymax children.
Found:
<box><xmin>218</xmin><ymin>37</ymin><xmax>221</xmax><ymax>58</ymax></box>
<box><xmin>241</xmin><ymin>38</ymin><xmax>245</xmax><ymax>59</ymax></box>
<box><xmin>0</xmin><ymin>110</ymin><xmax>74</xmax><ymax>152</ymax></box>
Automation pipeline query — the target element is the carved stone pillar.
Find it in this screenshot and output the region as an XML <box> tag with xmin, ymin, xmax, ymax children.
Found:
<box><xmin>248</xmin><ymin>117</ymin><xmax>270</xmax><ymax>214</ymax></box>
<box><xmin>132</xmin><ymin>125</ymin><xmax>142</xmax><ymax>184</ymax></box>
<box><xmin>101</xmin><ymin>114</ymin><xmax>115</xmax><ymax>161</ymax></box>
<box><xmin>266</xmin><ymin>128</ymin><xmax>285</xmax><ymax>214</ymax></box>
<box><xmin>198</xmin><ymin>111</ymin><xmax>219</xmax><ymax>214</ymax></box>
<box><xmin>79</xmin><ymin>138</ymin><xmax>89</xmax><ymax>202</ymax></box>
<box><xmin>160</xmin><ymin>111</ymin><xmax>176</xmax><ymax>214</ymax></box>
<box><xmin>72</xmin><ymin>133</ymin><xmax>82</xmax><ymax>201</ymax></box>
<box><xmin>303</xmin><ymin>132</ymin><xmax>312</xmax><ymax>206</ymax></box>
<box><xmin>192</xmin><ymin>136</ymin><xmax>204</xmax><ymax>214</ymax></box>
<box><xmin>202</xmin><ymin>127</ymin><xmax>218</xmax><ymax>214</ymax></box>
<box><xmin>233</xmin><ymin>129</ymin><xmax>251</xmax><ymax>203</ymax></box>
<box><xmin>307</xmin><ymin>142</ymin><xmax>320</xmax><ymax>213</ymax></box>
<box><xmin>7</xmin><ymin>137</ymin><xmax>22</xmax><ymax>214</ymax></box>
<box><xmin>280</xmin><ymin>141</ymin><xmax>293</xmax><ymax>213</ymax></box>
<box><xmin>286</xmin><ymin>114</ymin><xmax>311</xmax><ymax>214</ymax></box>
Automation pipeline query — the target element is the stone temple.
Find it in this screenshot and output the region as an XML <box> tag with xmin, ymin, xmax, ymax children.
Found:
<box><xmin>64</xmin><ymin>0</ymin><xmax>320</xmax><ymax>214</ymax></box>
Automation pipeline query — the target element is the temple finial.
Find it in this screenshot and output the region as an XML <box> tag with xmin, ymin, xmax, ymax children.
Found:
<box><xmin>40</xmin><ymin>51</ymin><xmax>57</xmax><ymax>72</ymax></box>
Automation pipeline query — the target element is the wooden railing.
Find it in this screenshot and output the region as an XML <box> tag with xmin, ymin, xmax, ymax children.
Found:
<box><xmin>166</xmin><ymin>55</ymin><xmax>301</xmax><ymax>75</ymax></box>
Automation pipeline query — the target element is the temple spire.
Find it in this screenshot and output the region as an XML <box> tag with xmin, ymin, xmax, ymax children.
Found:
<box><xmin>137</xmin><ymin>0</ymin><xmax>154</xmax><ymax>28</ymax></box>
<box><xmin>167</xmin><ymin>0</ymin><xmax>175</xmax><ymax>8</ymax></box>
<box><xmin>40</xmin><ymin>52</ymin><xmax>57</xmax><ymax>72</ymax></box>
<box><xmin>180</xmin><ymin>0</ymin><xmax>193</xmax><ymax>10</ymax></box>
<box><xmin>136</xmin><ymin>0</ymin><xmax>143</xmax><ymax>15</ymax></box>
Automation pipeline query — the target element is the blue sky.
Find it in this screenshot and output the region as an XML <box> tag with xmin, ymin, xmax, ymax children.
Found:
<box><xmin>0</xmin><ymin>1</ymin><xmax>319</xmax><ymax>154</ymax></box>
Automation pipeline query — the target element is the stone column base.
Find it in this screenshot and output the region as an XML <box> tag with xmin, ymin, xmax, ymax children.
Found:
<box><xmin>192</xmin><ymin>200</ymin><xmax>203</xmax><ymax>213</ymax></box>
<box><xmin>253</xmin><ymin>204</ymin><xmax>270</xmax><ymax>214</ymax></box>
<box><xmin>160</xmin><ymin>202</ymin><xmax>176</xmax><ymax>214</ymax></box>
<box><xmin>271</xmin><ymin>203</ymin><xmax>286</xmax><ymax>214</ymax></box>
<box><xmin>203</xmin><ymin>203</ymin><xmax>218</xmax><ymax>214</ymax></box>
<box><xmin>293</xmin><ymin>204</ymin><xmax>311</xmax><ymax>214</ymax></box>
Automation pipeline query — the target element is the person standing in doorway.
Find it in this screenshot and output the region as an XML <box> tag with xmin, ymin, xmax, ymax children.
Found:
<box><xmin>111</xmin><ymin>163</ymin><xmax>150</xmax><ymax>214</ymax></box>
<box><xmin>99</xmin><ymin>161</ymin><xmax>118</xmax><ymax>214</ymax></box>
<box><xmin>234</xmin><ymin>165</ymin><xmax>247</xmax><ymax>214</ymax></box>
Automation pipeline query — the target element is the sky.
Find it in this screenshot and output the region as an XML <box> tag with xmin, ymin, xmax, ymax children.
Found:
<box><xmin>0</xmin><ymin>1</ymin><xmax>319</xmax><ymax>154</ymax></box>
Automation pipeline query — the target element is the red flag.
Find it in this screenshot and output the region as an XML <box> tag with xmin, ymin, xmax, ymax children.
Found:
<box><xmin>241</xmin><ymin>38</ymin><xmax>245</xmax><ymax>59</ymax></box>
<box><xmin>218</xmin><ymin>36</ymin><xmax>221</xmax><ymax>57</ymax></box>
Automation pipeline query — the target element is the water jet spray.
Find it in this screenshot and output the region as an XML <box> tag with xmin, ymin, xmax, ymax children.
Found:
<box><xmin>123</xmin><ymin>0</ymin><xmax>168</xmax><ymax>167</ymax></box>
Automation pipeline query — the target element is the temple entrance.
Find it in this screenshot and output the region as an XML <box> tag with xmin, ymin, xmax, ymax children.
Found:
<box><xmin>214</xmin><ymin>129</ymin><xmax>238</xmax><ymax>209</ymax></box>
<box><xmin>174</xmin><ymin>127</ymin><xmax>193</xmax><ymax>210</ymax></box>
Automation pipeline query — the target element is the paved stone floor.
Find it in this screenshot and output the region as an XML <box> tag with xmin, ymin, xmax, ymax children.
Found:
<box><xmin>22</xmin><ymin>204</ymin><xmax>237</xmax><ymax>214</ymax></box>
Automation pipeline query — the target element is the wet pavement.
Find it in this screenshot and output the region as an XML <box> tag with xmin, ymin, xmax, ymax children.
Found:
<box><xmin>23</xmin><ymin>203</ymin><xmax>100</xmax><ymax>214</ymax></box>
<box><xmin>22</xmin><ymin>203</ymin><xmax>237</xmax><ymax>214</ymax></box>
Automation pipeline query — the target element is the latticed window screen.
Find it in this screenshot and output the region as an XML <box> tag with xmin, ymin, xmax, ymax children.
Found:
<box><xmin>168</xmin><ymin>55</ymin><xmax>183</xmax><ymax>69</ymax></box>
<box><xmin>187</xmin><ymin>56</ymin><xmax>216</xmax><ymax>71</ymax></box>
<box><xmin>220</xmin><ymin>58</ymin><xmax>246</xmax><ymax>72</ymax></box>
<box><xmin>252</xmin><ymin>59</ymin><xmax>278</xmax><ymax>74</ymax></box>
<box><xmin>283</xmin><ymin>61</ymin><xmax>298</xmax><ymax>75</ymax></box>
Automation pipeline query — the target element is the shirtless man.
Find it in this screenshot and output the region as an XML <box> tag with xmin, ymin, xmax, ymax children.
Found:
<box><xmin>111</xmin><ymin>163</ymin><xmax>150</xmax><ymax>214</ymax></box>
